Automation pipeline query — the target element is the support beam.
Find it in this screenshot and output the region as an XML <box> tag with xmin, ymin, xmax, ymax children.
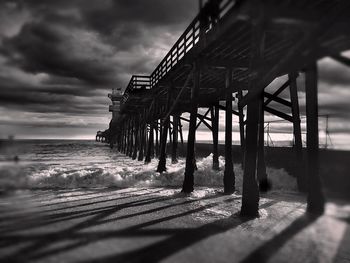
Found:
<box><xmin>155</xmin><ymin>119</ymin><xmax>160</xmax><ymax>157</ymax></box>
<box><xmin>196</xmin><ymin>114</ymin><xmax>212</xmax><ymax>130</ymax></box>
<box><xmin>305</xmin><ymin>63</ymin><xmax>325</xmax><ymax>214</ymax></box>
<box><xmin>237</xmin><ymin>88</ymin><xmax>246</xmax><ymax>168</ymax></box>
<box><xmin>145</xmin><ymin>122</ymin><xmax>154</xmax><ymax>163</ymax></box>
<box><xmin>241</xmin><ymin>95</ymin><xmax>260</xmax><ymax>217</ymax></box>
<box><xmin>263</xmin><ymin>92</ymin><xmax>292</xmax><ymax>107</ymax></box>
<box><xmin>182</xmin><ymin>62</ymin><xmax>200</xmax><ymax>193</ymax></box>
<box><xmin>128</xmin><ymin>118</ymin><xmax>134</xmax><ymax>157</ymax></box>
<box><xmin>257</xmin><ymin>93</ymin><xmax>268</xmax><ymax>191</ymax></box>
<box><xmin>123</xmin><ymin>122</ymin><xmax>128</xmax><ymax>153</ymax></box>
<box><xmin>157</xmin><ymin>89</ymin><xmax>171</xmax><ymax>173</ymax></box>
<box><xmin>330</xmin><ymin>54</ymin><xmax>350</xmax><ymax>67</ymax></box>
<box><xmin>217</xmin><ymin>104</ymin><xmax>240</xmax><ymax>116</ymax></box>
<box><xmin>172</xmin><ymin>115</ymin><xmax>179</xmax><ymax>164</ymax></box>
<box><xmin>179</xmin><ymin>120</ymin><xmax>184</xmax><ymax>145</ymax></box>
<box><xmin>163</xmin><ymin>68</ymin><xmax>193</xmax><ymax>121</ymax></box>
<box><xmin>138</xmin><ymin>120</ymin><xmax>145</xmax><ymax>161</ymax></box>
<box><xmin>240</xmin><ymin>3</ymin><xmax>263</xmax><ymax>217</ymax></box>
<box><xmin>263</xmin><ymin>79</ymin><xmax>291</xmax><ymax>106</ymax></box>
<box><xmin>211</xmin><ymin>105</ymin><xmax>220</xmax><ymax>170</ymax></box>
<box><xmin>224</xmin><ymin>68</ymin><xmax>235</xmax><ymax>194</ymax></box>
<box><xmin>132</xmin><ymin>117</ymin><xmax>139</xmax><ymax>160</ymax></box>
<box><xmin>289</xmin><ymin>72</ymin><xmax>306</xmax><ymax>191</ymax></box>
<box><xmin>180</xmin><ymin>116</ymin><xmax>190</xmax><ymax>123</ymax></box>
<box><xmin>264</xmin><ymin>106</ymin><xmax>294</xmax><ymax>122</ymax></box>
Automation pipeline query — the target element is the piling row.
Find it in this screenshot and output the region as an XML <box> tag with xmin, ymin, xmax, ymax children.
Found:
<box><xmin>98</xmin><ymin>0</ymin><xmax>350</xmax><ymax>216</ymax></box>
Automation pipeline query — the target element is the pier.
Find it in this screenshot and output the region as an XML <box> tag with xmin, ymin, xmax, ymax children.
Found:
<box><xmin>99</xmin><ymin>0</ymin><xmax>350</xmax><ymax>216</ymax></box>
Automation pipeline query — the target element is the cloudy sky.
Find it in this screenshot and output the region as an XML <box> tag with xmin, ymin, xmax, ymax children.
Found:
<box><xmin>0</xmin><ymin>0</ymin><xmax>198</xmax><ymax>139</ymax></box>
<box><xmin>0</xmin><ymin>0</ymin><xmax>349</xmax><ymax>148</ymax></box>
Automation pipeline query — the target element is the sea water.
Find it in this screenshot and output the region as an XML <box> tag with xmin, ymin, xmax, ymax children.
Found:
<box><xmin>0</xmin><ymin>140</ymin><xmax>297</xmax><ymax>191</ymax></box>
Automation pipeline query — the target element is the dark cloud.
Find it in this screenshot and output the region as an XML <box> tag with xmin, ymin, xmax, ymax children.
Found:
<box><xmin>0</xmin><ymin>0</ymin><xmax>199</xmax><ymax>138</ymax></box>
<box><xmin>80</xmin><ymin>0</ymin><xmax>197</xmax><ymax>34</ymax></box>
<box><xmin>2</xmin><ymin>21</ymin><xmax>118</xmax><ymax>85</ymax></box>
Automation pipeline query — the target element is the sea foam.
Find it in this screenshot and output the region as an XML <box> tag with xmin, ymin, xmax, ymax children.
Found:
<box><xmin>0</xmin><ymin>151</ymin><xmax>297</xmax><ymax>192</ymax></box>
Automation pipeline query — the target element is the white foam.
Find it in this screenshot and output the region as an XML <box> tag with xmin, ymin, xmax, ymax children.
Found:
<box><xmin>0</xmin><ymin>152</ymin><xmax>297</xmax><ymax>192</ymax></box>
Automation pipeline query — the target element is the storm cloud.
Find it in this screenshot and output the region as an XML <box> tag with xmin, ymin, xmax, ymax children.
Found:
<box><xmin>0</xmin><ymin>0</ymin><xmax>197</xmax><ymax>138</ymax></box>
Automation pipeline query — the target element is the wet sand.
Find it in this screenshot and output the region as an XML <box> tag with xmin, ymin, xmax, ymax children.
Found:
<box><xmin>0</xmin><ymin>187</ymin><xmax>349</xmax><ymax>262</ymax></box>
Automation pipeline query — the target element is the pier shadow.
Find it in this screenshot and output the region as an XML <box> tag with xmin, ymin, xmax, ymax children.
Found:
<box><xmin>0</xmin><ymin>190</ymin><xmax>252</xmax><ymax>262</ymax></box>
<box><xmin>79</xmin><ymin>213</ymin><xmax>252</xmax><ymax>263</ymax></box>
<box><xmin>240</xmin><ymin>213</ymin><xmax>320</xmax><ymax>263</ymax></box>
<box><xmin>37</xmin><ymin>188</ymin><xmax>147</xmax><ymax>207</ymax></box>
<box><xmin>0</xmin><ymin>194</ymin><xmax>176</xmax><ymax>235</ymax></box>
<box><xmin>334</xmin><ymin>223</ymin><xmax>350</xmax><ymax>262</ymax></box>
<box><xmin>0</xmin><ymin>189</ymin><xmax>302</xmax><ymax>263</ymax></box>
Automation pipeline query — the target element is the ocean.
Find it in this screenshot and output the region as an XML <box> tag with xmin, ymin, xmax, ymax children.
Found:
<box><xmin>0</xmin><ymin>140</ymin><xmax>297</xmax><ymax>192</ymax></box>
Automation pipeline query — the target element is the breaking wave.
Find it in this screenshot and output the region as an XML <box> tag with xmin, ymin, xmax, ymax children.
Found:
<box><xmin>0</xmin><ymin>140</ymin><xmax>297</xmax><ymax>192</ymax></box>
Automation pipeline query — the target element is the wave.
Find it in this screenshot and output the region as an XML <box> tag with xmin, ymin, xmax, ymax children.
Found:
<box><xmin>0</xmin><ymin>153</ymin><xmax>297</xmax><ymax>192</ymax></box>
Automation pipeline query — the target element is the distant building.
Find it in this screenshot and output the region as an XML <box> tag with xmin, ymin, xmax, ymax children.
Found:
<box><xmin>108</xmin><ymin>88</ymin><xmax>123</xmax><ymax>120</ymax></box>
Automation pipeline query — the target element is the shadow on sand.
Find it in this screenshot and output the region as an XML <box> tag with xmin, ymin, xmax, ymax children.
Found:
<box><xmin>0</xmin><ymin>189</ymin><xmax>323</xmax><ymax>263</ymax></box>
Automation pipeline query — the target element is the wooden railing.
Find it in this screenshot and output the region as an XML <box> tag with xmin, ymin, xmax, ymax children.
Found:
<box><xmin>122</xmin><ymin>0</ymin><xmax>235</xmax><ymax>105</ymax></box>
<box><xmin>150</xmin><ymin>0</ymin><xmax>234</xmax><ymax>87</ymax></box>
<box><xmin>122</xmin><ymin>75</ymin><xmax>151</xmax><ymax>104</ymax></box>
<box><xmin>150</xmin><ymin>16</ymin><xmax>201</xmax><ymax>87</ymax></box>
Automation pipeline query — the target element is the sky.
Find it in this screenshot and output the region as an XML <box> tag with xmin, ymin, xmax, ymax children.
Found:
<box><xmin>0</xmin><ymin>0</ymin><xmax>199</xmax><ymax>139</ymax></box>
<box><xmin>0</xmin><ymin>0</ymin><xmax>349</xmax><ymax>148</ymax></box>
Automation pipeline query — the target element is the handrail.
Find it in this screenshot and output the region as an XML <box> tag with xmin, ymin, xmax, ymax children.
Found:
<box><xmin>150</xmin><ymin>0</ymin><xmax>234</xmax><ymax>87</ymax></box>
<box><xmin>122</xmin><ymin>0</ymin><xmax>235</xmax><ymax>106</ymax></box>
<box><xmin>122</xmin><ymin>75</ymin><xmax>151</xmax><ymax>104</ymax></box>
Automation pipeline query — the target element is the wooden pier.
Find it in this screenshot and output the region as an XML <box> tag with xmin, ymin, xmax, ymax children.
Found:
<box><xmin>102</xmin><ymin>0</ymin><xmax>350</xmax><ymax>217</ymax></box>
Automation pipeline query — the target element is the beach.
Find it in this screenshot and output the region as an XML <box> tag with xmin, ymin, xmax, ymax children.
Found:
<box><xmin>0</xmin><ymin>140</ymin><xmax>349</xmax><ymax>262</ymax></box>
<box><xmin>1</xmin><ymin>187</ymin><xmax>350</xmax><ymax>262</ymax></box>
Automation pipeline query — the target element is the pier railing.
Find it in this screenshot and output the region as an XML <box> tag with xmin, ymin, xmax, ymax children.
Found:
<box><xmin>122</xmin><ymin>0</ymin><xmax>235</xmax><ymax>105</ymax></box>
<box><xmin>122</xmin><ymin>75</ymin><xmax>151</xmax><ymax>104</ymax></box>
<box><xmin>150</xmin><ymin>0</ymin><xmax>234</xmax><ymax>88</ymax></box>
